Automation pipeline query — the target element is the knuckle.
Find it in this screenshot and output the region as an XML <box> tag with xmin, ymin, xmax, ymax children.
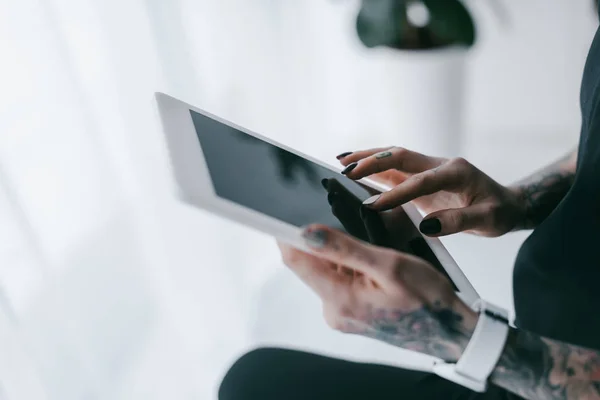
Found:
<box><xmin>332</xmin><ymin>236</ymin><xmax>352</xmax><ymax>257</ymax></box>
<box><xmin>448</xmin><ymin>157</ymin><xmax>470</xmax><ymax>169</ymax></box>
<box><xmin>484</xmin><ymin>202</ymin><xmax>499</xmax><ymax>215</ymax></box>
<box><xmin>412</xmin><ymin>170</ymin><xmax>435</xmax><ymax>188</ymax></box>
<box><xmin>409</xmin><ymin>173</ymin><xmax>425</xmax><ymax>185</ymax></box>
<box><xmin>381</xmin><ymin>251</ymin><xmax>403</xmax><ymax>276</ymax></box>
<box><xmin>482</xmin><ymin>202</ymin><xmax>502</xmax><ymax>226</ymax></box>
<box><xmin>392</xmin><ymin>146</ymin><xmax>408</xmax><ymax>157</ymax></box>
<box><xmin>385</xmin><ymin>251</ymin><xmax>401</xmax><ymax>267</ymax></box>
<box><xmin>449</xmin><ymin>211</ymin><xmax>466</xmax><ymax>229</ymax></box>
<box><xmin>424</xmin><ymin>169</ymin><xmax>438</xmax><ymax>181</ymax></box>
<box><xmin>353</xmin><ymin>246</ymin><xmax>379</xmax><ymax>268</ymax></box>
<box><xmin>337</xmin><ymin>238</ymin><xmax>371</xmax><ymax>266</ymax></box>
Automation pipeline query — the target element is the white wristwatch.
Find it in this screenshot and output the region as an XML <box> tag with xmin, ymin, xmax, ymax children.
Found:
<box><xmin>432</xmin><ymin>299</ymin><xmax>510</xmax><ymax>393</ymax></box>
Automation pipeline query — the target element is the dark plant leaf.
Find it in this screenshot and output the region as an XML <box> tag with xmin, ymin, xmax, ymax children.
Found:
<box><xmin>355</xmin><ymin>0</ymin><xmax>476</xmax><ymax>50</ymax></box>
<box><xmin>356</xmin><ymin>0</ymin><xmax>410</xmax><ymax>48</ymax></box>
<box><xmin>423</xmin><ymin>0</ymin><xmax>476</xmax><ymax>47</ymax></box>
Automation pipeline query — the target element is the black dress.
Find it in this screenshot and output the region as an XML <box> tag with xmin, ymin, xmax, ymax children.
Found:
<box><xmin>513</xmin><ymin>26</ymin><xmax>600</xmax><ymax>352</ymax></box>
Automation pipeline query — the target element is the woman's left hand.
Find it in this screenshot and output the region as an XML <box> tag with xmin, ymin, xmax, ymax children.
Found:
<box><xmin>279</xmin><ymin>225</ymin><xmax>478</xmax><ymax>361</ymax></box>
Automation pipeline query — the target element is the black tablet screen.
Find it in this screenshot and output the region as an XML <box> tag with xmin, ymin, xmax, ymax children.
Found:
<box><xmin>190</xmin><ymin>109</ymin><xmax>454</xmax><ymax>288</ymax></box>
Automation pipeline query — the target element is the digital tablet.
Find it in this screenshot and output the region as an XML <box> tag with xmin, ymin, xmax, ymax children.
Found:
<box><xmin>154</xmin><ymin>92</ymin><xmax>479</xmax><ymax>306</ymax></box>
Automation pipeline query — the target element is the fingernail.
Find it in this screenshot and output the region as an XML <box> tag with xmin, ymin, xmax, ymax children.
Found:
<box><xmin>321</xmin><ymin>178</ymin><xmax>329</xmax><ymax>190</ymax></box>
<box><xmin>336</xmin><ymin>151</ymin><xmax>353</xmax><ymax>160</ymax></box>
<box><xmin>341</xmin><ymin>162</ymin><xmax>358</xmax><ymax>175</ymax></box>
<box><xmin>302</xmin><ymin>229</ymin><xmax>328</xmax><ymax>249</ymax></box>
<box><xmin>362</xmin><ymin>194</ymin><xmax>381</xmax><ymax>207</ymax></box>
<box><xmin>419</xmin><ymin>218</ymin><xmax>442</xmax><ymax>235</ymax></box>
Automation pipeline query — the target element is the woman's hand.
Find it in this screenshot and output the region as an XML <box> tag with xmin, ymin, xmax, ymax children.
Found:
<box><xmin>279</xmin><ymin>225</ymin><xmax>478</xmax><ymax>361</ymax></box>
<box><xmin>337</xmin><ymin>147</ymin><xmax>525</xmax><ymax>237</ymax></box>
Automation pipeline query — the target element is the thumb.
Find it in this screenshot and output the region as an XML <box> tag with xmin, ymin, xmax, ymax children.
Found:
<box><xmin>419</xmin><ymin>205</ymin><xmax>488</xmax><ymax>237</ymax></box>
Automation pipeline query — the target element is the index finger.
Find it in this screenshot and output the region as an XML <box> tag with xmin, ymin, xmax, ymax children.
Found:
<box><xmin>338</xmin><ymin>147</ymin><xmax>391</xmax><ymax>166</ymax></box>
<box><xmin>365</xmin><ymin>162</ymin><xmax>465</xmax><ymax>211</ymax></box>
<box><xmin>345</xmin><ymin>147</ymin><xmax>444</xmax><ymax>181</ymax></box>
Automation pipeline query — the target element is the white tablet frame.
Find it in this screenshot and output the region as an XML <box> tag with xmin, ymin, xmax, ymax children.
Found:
<box><xmin>154</xmin><ymin>92</ymin><xmax>480</xmax><ymax>306</ymax></box>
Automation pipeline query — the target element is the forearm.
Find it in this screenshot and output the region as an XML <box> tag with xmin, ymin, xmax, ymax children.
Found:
<box><xmin>510</xmin><ymin>150</ymin><xmax>577</xmax><ymax>230</ymax></box>
<box><xmin>491</xmin><ymin>328</ymin><xmax>600</xmax><ymax>399</ymax></box>
<box><xmin>353</xmin><ymin>297</ymin><xmax>600</xmax><ymax>399</ymax></box>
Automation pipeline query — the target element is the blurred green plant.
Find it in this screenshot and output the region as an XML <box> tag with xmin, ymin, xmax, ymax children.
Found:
<box><xmin>356</xmin><ymin>0</ymin><xmax>477</xmax><ymax>50</ymax></box>
<box><xmin>355</xmin><ymin>0</ymin><xmax>598</xmax><ymax>50</ymax></box>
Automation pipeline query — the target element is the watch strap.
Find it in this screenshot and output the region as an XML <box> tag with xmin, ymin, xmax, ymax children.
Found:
<box><xmin>432</xmin><ymin>299</ymin><xmax>510</xmax><ymax>392</ymax></box>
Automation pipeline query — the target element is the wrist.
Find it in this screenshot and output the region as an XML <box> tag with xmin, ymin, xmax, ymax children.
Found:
<box><xmin>434</xmin><ymin>296</ymin><xmax>478</xmax><ymax>361</ymax></box>
<box><xmin>505</xmin><ymin>186</ymin><xmax>529</xmax><ymax>231</ymax></box>
<box><xmin>434</xmin><ymin>300</ymin><xmax>511</xmax><ymax>392</ymax></box>
<box><xmin>491</xmin><ymin>327</ymin><xmax>520</xmax><ymax>375</ymax></box>
<box><xmin>453</xmin><ymin>298</ymin><xmax>479</xmax><ymax>352</ymax></box>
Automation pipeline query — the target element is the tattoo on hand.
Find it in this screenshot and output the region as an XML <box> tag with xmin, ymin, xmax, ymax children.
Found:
<box><xmin>376</xmin><ymin>151</ymin><xmax>393</xmax><ymax>160</ymax></box>
<box><xmin>514</xmin><ymin>153</ymin><xmax>576</xmax><ymax>229</ymax></box>
<box><xmin>343</xmin><ymin>301</ymin><xmax>473</xmax><ymax>362</ymax></box>
<box><xmin>493</xmin><ymin>329</ymin><xmax>600</xmax><ymax>399</ymax></box>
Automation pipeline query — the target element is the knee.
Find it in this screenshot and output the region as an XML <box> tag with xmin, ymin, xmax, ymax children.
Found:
<box><xmin>218</xmin><ymin>348</ymin><xmax>281</xmax><ymax>400</ymax></box>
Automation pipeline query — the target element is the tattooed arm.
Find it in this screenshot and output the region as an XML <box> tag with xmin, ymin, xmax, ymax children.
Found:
<box><xmin>351</xmin><ymin>305</ymin><xmax>600</xmax><ymax>400</ymax></box>
<box><xmin>349</xmin><ymin>304</ymin><xmax>600</xmax><ymax>399</ymax></box>
<box><xmin>510</xmin><ymin>150</ymin><xmax>577</xmax><ymax>230</ymax></box>
<box><xmin>490</xmin><ymin>329</ymin><xmax>600</xmax><ymax>400</ymax></box>
<box><xmin>280</xmin><ymin>222</ymin><xmax>600</xmax><ymax>399</ymax></box>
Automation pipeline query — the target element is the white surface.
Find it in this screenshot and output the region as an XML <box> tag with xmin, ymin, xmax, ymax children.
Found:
<box><xmin>0</xmin><ymin>0</ymin><xmax>595</xmax><ymax>399</ymax></box>
<box><xmin>359</xmin><ymin>46</ymin><xmax>468</xmax><ymax>158</ymax></box>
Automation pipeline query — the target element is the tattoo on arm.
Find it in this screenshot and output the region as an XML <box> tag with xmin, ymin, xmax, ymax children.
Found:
<box><xmin>343</xmin><ymin>301</ymin><xmax>474</xmax><ymax>362</ymax></box>
<box><xmin>512</xmin><ymin>151</ymin><xmax>577</xmax><ymax>229</ymax></box>
<box><xmin>492</xmin><ymin>329</ymin><xmax>600</xmax><ymax>399</ymax></box>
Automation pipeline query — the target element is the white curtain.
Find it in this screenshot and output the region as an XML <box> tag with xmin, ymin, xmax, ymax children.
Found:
<box><xmin>0</xmin><ymin>0</ymin><xmax>349</xmax><ymax>398</ymax></box>
<box><xmin>2</xmin><ymin>0</ymin><xmax>413</xmax><ymax>396</ymax></box>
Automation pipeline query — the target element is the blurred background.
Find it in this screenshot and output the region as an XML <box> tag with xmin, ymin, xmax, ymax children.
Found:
<box><xmin>0</xmin><ymin>0</ymin><xmax>598</xmax><ymax>398</ymax></box>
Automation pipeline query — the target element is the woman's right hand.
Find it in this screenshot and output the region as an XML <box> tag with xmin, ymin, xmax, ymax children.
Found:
<box><xmin>337</xmin><ymin>147</ymin><xmax>525</xmax><ymax>237</ymax></box>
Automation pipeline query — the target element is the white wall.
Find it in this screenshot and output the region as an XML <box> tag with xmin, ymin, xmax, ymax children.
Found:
<box><xmin>465</xmin><ymin>0</ymin><xmax>598</xmax><ymax>139</ymax></box>
<box><xmin>185</xmin><ymin>0</ymin><xmax>599</xmax><ymax>161</ymax></box>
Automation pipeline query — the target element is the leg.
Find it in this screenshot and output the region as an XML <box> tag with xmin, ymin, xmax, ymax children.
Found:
<box><xmin>219</xmin><ymin>348</ymin><xmax>520</xmax><ymax>400</ymax></box>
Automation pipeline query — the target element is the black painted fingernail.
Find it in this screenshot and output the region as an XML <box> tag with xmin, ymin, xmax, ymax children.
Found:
<box><xmin>362</xmin><ymin>194</ymin><xmax>381</xmax><ymax>207</ymax></box>
<box><xmin>336</xmin><ymin>151</ymin><xmax>353</xmax><ymax>160</ymax></box>
<box><xmin>321</xmin><ymin>178</ymin><xmax>329</xmax><ymax>190</ymax></box>
<box><xmin>341</xmin><ymin>162</ymin><xmax>358</xmax><ymax>175</ymax></box>
<box><xmin>303</xmin><ymin>229</ymin><xmax>328</xmax><ymax>248</ymax></box>
<box><xmin>420</xmin><ymin>218</ymin><xmax>442</xmax><ymax>235</ymax></box>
